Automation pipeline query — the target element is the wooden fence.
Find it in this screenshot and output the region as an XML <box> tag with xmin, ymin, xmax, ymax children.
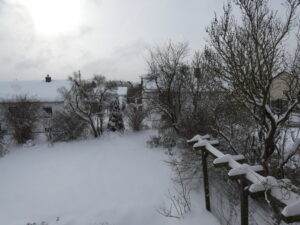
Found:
<box><xmin>188</xmin><ymin>134</ymin><xmax>300</xmax><ymax>225</ymax></box>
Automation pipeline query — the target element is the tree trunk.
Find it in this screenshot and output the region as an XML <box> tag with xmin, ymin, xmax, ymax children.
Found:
<box><xmin>89</xmin><ymin>117</ymin><xmax>99</xmax><ymax>138</ymax></box>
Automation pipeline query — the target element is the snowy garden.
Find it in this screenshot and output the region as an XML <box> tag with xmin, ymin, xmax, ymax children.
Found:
<box><xmin>0</xmin><ymin>131</ymin><xmax>219</xmax><ymax>225</ymax></box>
<box><xmin>1</xmin><ymin>0</ymin><xmax>300</xmax><ymax>225</ymax></box>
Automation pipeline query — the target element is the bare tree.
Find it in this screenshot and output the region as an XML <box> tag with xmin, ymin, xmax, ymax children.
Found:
<box><xmin>213</xmin><ymin>94</ymin><xmax>258</xmax><ymax>159</ymax></box>
<box><xmin>206</xmin><ymin>0</ymin><xmax>300</xmax><ymax>173</ymax></box>
<box><xmin>60</xmin><ymin>71</ymin><xmax>116</xmax><ymax>137</ymax></box>
<box><xmin>179</xmin><ymin>50</ymin><xmax>221</xmax><ymax>138</ymax></box>
<box><xmin>146</xmin><ymin>41</ymin><xmax>190</xmax><ymax>133</ymax></box>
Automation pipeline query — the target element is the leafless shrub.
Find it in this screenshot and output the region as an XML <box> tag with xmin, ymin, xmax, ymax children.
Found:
<box><xmin>157</xmin><ymin>165</ymin><xmax>191</xmax><ymax>219</ymax></box>
<box><xmin>0</xmin><ymin>127</ymin><xmax>8</xmax><ymax>156</ymax></box>
<box><xmin>126</xmin><ymin>103</ymin><xmax>148</xmax><ymax>131</ymax></box>
<box><xmin>213</xmin><ymin>95</ymin><xmax>258</xmax><ymax>160</ymax></box>
<box><xmin>27</xmin><ymin>221</ymin><xmax>48</xmax><ymax>225</ymax></box>
<box><xmin>146</xmin><ymin>41</ymin><xmax>190</xmax><ymax>134</ymax></box>
<box><xmin>0</xmin><ymin>137</ymin><xmax>8</xmax><ymax>157</ymax></box>
<box><xmin>178</xmin><ymin>107</ymin><xmax>215</xmax><ymax>139</ymax></box>
<box><xmin>5</xmin><ymin>95</ymin><xmax>40</xmax><ymax>144</ymax></box>
<box><xmin>146</xmin><ymin>127</ymin><xmax>178</xmax><ymax>152</ymax></box>
<box><xmin>51</xmin><ymin>111</ymin><xmax>87</xmax><ymax>142</ymax></box>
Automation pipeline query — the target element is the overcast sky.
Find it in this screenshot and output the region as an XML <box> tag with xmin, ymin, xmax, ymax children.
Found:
<box><xmin>0</xmin><ymin>0</ymin><xmax>288</xmax><ymax>82</ymax></box>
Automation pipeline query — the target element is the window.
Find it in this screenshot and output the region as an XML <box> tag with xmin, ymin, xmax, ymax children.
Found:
<box><xmin>8</xmin><ymin>106</ymin><xmax>17</xmax><ymax>115</ymax></box>
<box><xmin>8</xmin><ymin>106</ymin><xmax>22</xmax><ymax>118</ymax></box>
<box><xmin>43</xmin><ymin>107</ymin><xmax>53</xmax><ymax>115</ymax></box>
<box><xmin>91</xmin><ymin>103</ymin><xmax>99</xmax><ymax>113</ymax></box>
<box><xmin>0</xmin><ymin>123</ymin><xmax>8</xmax><ymax>135</ymax></box>
<box><xmin>283</xmin><ymin>90</ymin><xmax>288</xmax><ymax>96</ymax></box>
<box><xmin>45</xmin><ymin>127</ymin><xmax>52</xmax><ymax>132</ymax></box>
<box><xmin>271</xmin><ymin>99</ymin><xmax>288</xmax><ymax>114</ymax></box>
<box><xmin>136</xmin><ymin>97</ymin><xmax>142</xmax><ymax>104</ymax></box>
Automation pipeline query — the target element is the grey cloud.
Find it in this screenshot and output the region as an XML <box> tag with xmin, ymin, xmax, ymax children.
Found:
<box><xmin>81</xmin><ymin>39</ymin><xmax>148</xmax><ymax>81</ymax></box>
<box><xmin>0</xmin><ymin>0</ymin><xmax>223</xmax><ymax>81</ymax></box>
<box><xmin>0</xmin><ymin>0</ymin><xmax>291</xmax><ymax>82</ymax></box>
<box><xmin>15</xmin><ymin>48</ymin><xmax>52</xmax><ymax>69</ymax></box>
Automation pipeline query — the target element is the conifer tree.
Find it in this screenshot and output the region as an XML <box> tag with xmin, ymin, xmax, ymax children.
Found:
<box><xmin>107</xmin><ymin>97</ymin><xmax>124</xmax><ymax>132</ymax></box>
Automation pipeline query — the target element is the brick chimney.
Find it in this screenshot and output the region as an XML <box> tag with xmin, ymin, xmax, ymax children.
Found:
<box><xmin>45</xmin><ymin>74</ymin><xmax>51</xmax><ymax>82</ymax></box>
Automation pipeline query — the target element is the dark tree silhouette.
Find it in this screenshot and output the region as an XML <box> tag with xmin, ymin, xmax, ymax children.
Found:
<box><xmin>107</xmin><ymin>97</ymin><xmax>125</xmax><ymax>132</ymax></box>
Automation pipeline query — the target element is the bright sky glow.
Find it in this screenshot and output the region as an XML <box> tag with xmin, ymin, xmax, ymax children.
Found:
<box><xmin>0</xmin><ymin>0</ymin><xmax>291</xmax><ymax>82</ymax></box>
<box><xmin>23</xmin><ymin>0</ymin><xmax>82</xmax><ymax>37</ymax></box>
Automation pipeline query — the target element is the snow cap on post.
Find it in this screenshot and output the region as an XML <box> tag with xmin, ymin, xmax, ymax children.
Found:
<box><xmin>213</xmin><ymin>154</ymin><xmax>245</xmax><ymax>168</ymax></box>
<box><xmin>282</xmin><ymin>201</ymin><xmax>300</xmax><ymax>223</ymax></box>
<box><xmin>187</xmin><ymin>134</ymin><xmax>210</xmax><ymax>146</ymax></box>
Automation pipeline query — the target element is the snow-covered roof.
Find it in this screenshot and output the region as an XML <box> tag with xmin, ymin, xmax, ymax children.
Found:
<box><xmin>0</xmin><ymin>80</ymin><xmax>70</xmax><ymax>102</ymax></box>
<box><xmin>144</xmin><ymin>79</ymin><xmax>157</xmax><ymax>90</ymax></box>
<box><xmin>117</xmin><ymin>87</ymin><xmax>127</xmax><ymax>96</ymax></box>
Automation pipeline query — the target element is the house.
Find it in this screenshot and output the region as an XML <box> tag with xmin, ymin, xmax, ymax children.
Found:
<box><xmin>142</xmin><ymin>75</ymin><xmax>157</xmax><ymax>101</ymax></box>
<box><xmin>269</xmin><ymin>71</ymin><xmax>300</xmax><ymax>114</ymax></box>
<box><xmin>126</xmin><ymin>79</ymin><xmax>143</xmax><ymax>106</ymax></box>
<box><xmin>116</xmin><ymin>86</ymin><xmax>128</xmax><ymax>109</ymax></box>
<box><xmin>0</xmin><ymin>75</ymin><xmax>69</xmax><ymax>136</ymax></box>
<box><xmin>0</xmin><ymin>75</ymin><xmax>130</xmax><ymax>137</ymax></box>
<box><xmin>141</xmin><ymin>75</ymin><xmax>166</xmax><ymax>128</ymax></box>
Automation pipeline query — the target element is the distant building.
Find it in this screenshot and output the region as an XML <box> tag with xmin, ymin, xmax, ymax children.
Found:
<box><xmin>140</xmin><ymin>75</ymin><xmax>164</xmax><ymax>128</ymax></box>
<box><xmin>126</xmin><ymin>79</ymin><xmax>143</xmax><ymax>106</ymax></box>
<box><xmin>269</xmin><ymin>72</ymin><xmax>300</xmax><ymax>114</ymax></box>
<box><xmin>0</xmin><ymin>75</ymin><xmax>69</xmax><ymax>136</ymax></box>
<box><xmin>116</xmin><ymin>86</ymin><xmax>128</xmax><ymax>108</ymax></box>
<box><xmin>0</xmin><ymin>75</ymin><xmax>129</xmax><ymax>137</ymax></box>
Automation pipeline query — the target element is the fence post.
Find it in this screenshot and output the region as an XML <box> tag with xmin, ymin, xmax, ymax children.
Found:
<box><xmin>201</xmin><ymin>148</ymin><xmax>211</xmax><ymax>211</ymax></box>
<box><xmin>240</xmin><ymin>180</ymin><xmax>249</xmax><ymax>225</ymax></box>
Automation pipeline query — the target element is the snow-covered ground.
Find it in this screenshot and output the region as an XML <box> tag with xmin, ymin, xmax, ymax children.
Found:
<box><xmin>0</xmin><ymin>131</ymin><xmax>219</xmax><ymax>225</ymax></box>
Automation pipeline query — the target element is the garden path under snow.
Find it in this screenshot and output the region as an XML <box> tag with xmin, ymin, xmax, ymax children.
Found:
<box><xmin>0</xmin><ymin>130</ymin><xmax>219</xmax><ymax>225</ymax></box>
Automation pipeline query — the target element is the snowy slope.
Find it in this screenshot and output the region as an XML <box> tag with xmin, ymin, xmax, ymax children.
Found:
<box><xmin>0</xmin><ymin>131</ymin><xmax>219</xmax><ymax>225</ymax></box>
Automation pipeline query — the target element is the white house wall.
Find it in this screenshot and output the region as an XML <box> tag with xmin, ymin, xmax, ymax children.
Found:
<box><xmin>0</xmin><ymin>101</ymin><xmax>64</xmax><ymax>135</ymax></box>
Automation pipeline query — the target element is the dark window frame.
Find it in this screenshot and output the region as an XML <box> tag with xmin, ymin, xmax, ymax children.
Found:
<box><xmin>43</xmin><ymin>107</ymin><xmax>53</xmax><ymax>115</ymax></box>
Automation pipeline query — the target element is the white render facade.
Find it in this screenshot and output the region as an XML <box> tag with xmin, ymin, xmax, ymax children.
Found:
<box><xmin>0</xmin><ymin>77</ymin><xmax>69</xmax><ymax>136</ymax></box>
<box><xmin>0</xmin><ymin>76</ymin><xmax>129</xmax><ymax>137</ymax></box>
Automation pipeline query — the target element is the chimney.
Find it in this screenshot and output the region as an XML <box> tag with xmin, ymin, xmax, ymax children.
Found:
<box><xmin>45</xmin><ymin>74</ymin><xmax>51</xmax><ymax>82</ymax></box>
